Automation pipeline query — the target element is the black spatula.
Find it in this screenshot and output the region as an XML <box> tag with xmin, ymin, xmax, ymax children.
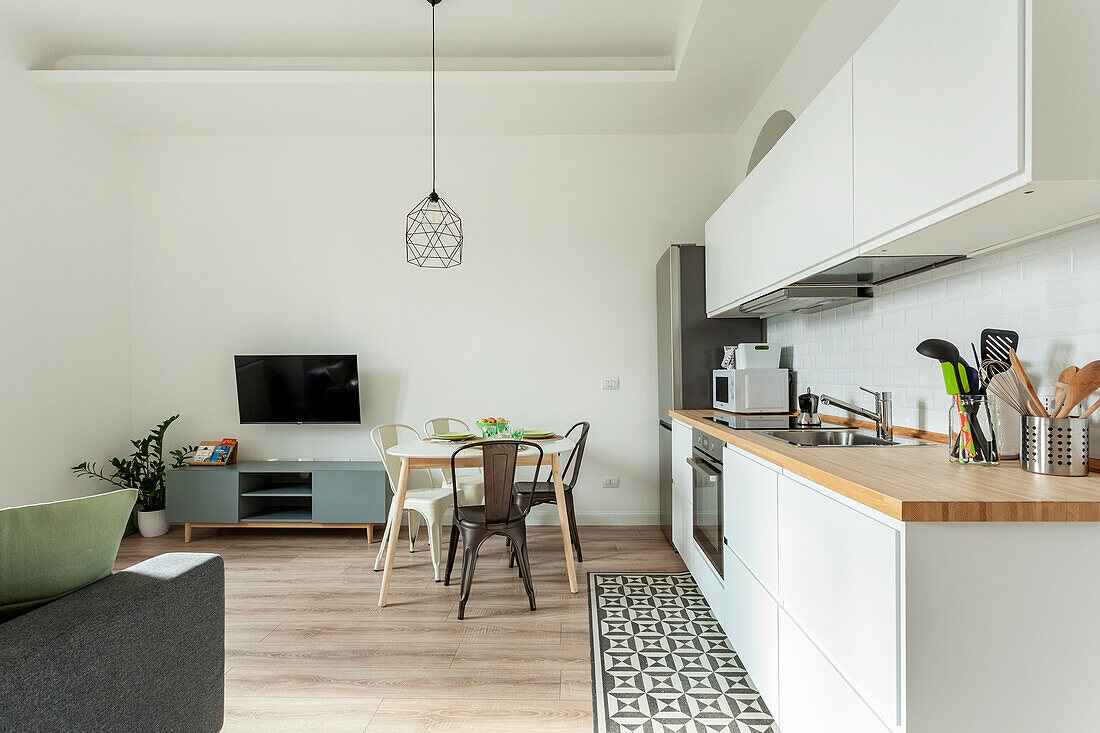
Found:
<box><xmin>981</xmin><ymin>328</ymin><xmax>1020</xmax><ymax>366</ymax></box>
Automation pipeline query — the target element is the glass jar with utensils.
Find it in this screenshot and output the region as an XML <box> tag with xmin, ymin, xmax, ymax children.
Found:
<box><xmin>948</xmin><ymin>395</ymin><xmax>999</xmax><ymax>465</ymax></box>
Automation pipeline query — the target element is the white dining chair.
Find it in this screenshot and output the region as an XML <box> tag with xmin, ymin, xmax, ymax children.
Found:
<box><xmin>423</xmin><ymin>417</ymin><xmax>485</xmax><ymax>499</ymax></box>
<box><xmin>371</xmin><ymin>423</ymin><xmax>462</xmax><ymax>582</ymax></box>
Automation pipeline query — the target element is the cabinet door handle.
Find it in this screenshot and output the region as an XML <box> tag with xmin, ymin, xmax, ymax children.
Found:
<box><xmin>686</xmin><ymin>457</ymin><xmax>720</xmax><ymax>482</ymax></box>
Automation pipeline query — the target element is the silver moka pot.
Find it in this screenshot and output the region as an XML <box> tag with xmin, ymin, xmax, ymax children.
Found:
<box><xmin>796</xmin><ymin>389</ymin><xmax>821</xmax><ymax>427</ymax></box>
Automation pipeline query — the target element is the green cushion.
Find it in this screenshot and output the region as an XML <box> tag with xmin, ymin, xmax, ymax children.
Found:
<box><xmin>0</xmin><ymin>488</ymin><xmax>137</xmax><ymax>622</ymax></box>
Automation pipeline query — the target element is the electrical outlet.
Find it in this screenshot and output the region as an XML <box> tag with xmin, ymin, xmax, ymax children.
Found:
<box><xmin>602</xmin><ymin>378</ymin><xmax>620</xmax><ymax>390</ymax></box>
<box><xmin>602</xmin><ymin>476</ymin><xmax>620</xmax><ymax>488</ymax></box>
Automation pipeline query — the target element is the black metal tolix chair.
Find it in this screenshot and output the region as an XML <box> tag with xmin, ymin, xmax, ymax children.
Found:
<box><xmin>443</xmin><ymin>440</ymin><xmax>544</xmax><ymax>620</ymax></box>
<box><xmin>512</xmin><ymin>421</ymin><xmax>590</xmax><ymax>563</ymax></box>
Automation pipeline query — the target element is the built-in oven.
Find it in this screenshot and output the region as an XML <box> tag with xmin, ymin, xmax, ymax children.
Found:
<box><xmin>689</xmin><ymin>428</ymin><xmax>723</xmax><ymax>576</ymax></box>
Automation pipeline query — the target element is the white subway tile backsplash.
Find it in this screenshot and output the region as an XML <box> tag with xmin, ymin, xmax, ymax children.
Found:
<box><xmin>980</xmin><ymin>262</ymin><xmax>1022</xmax><ymax>290</ymax></box>
<box><xmin>945</xmin><ymin>270</ymin><xmax>982</xmax><ymax>297</ymax></box>
<box><xmin>1072</xmin><ymin>240</ymin><xmax>1100</xmax><ymax>273</ymax></box>
<box><xmin>1021</xmin><ymin>250</ymin><xmax>1070</xmax><ymax>282</ymax></box>
<box><xmin>767</xmin><ymin>221</ymin><xmax>1100</xmax><ymax>436</ymax></box>
<box><xmin>904</xmin><ymin>304</ymin><xmax>933</xmax><ymax>327</ymax></box>
<box><xmin>1044</xmin><ymin>274</ymin><xmax>1098</xmax><ymax>306</ymax></box>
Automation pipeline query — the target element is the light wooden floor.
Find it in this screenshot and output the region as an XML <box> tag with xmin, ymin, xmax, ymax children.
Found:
<box><xmin>116</xmin><ymin>524</ymin><xmax>685</xmax><ymax>732</ymax></box>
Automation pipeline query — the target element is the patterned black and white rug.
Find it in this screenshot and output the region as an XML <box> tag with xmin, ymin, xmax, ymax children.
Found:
<box><xmin>588</xmin><ymin>572</ymin><xmax>778</xmax><ymax>733</ymax></box>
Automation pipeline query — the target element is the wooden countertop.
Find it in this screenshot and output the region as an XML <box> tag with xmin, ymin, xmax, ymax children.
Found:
<box><xmin>671</xmin><ymin>409</ymin><xmax>1100</xmax><ymax>522</ymax></box>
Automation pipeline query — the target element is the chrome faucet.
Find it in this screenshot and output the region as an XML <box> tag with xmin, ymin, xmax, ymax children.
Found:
<box><xmin>819</xmin><ymin>387</ymin><xmax>893</xmax><ymax>441</ymax></box>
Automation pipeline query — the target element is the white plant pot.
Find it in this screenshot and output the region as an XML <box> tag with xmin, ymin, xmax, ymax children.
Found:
<box><xmin>136</xmin><ymin>509</ymin><xmax>169</xmax><ymax>538</ymax></box>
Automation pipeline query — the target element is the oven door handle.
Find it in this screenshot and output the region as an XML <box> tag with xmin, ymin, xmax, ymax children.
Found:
<box><xmin>686</xmin><ymin>456</ymin><xmax>720</xmax><ymax>482</ymax></box>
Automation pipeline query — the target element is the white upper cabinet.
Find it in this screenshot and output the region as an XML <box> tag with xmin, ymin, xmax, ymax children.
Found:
<box><xmin>706</xmin><ymin>61</ymin><xmax>854</xmax><ymax>317</ymax></box>
<box><xmin>852</xmin><ymin>0</ymin><xmax>1025</xmax><ymax>248</ymax></box>
<box><xmin>706</xmin><ymin>0</ymin><xmax>1100</xmax><ymax>310</ymax></box>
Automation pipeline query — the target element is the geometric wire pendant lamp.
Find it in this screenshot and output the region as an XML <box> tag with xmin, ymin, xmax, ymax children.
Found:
<box><xmin>406</xmin><ymin>0</ymin><xmax>462</xmax><ymax>268</ymax></box>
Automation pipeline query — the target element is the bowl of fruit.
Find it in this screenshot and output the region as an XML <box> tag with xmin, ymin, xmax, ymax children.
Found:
<box><xmin>476</xmin><ymin>417</ymin><xmax>510</xmax><ymax>439</ymax></box>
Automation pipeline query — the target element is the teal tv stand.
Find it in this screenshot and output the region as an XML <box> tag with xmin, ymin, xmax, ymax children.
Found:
<box><xmin>166</xmin><ymin>461</ymin><xmax>388</xmax><ymax>543</ymax></box>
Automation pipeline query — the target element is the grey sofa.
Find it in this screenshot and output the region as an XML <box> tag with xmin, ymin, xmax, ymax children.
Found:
<box><xmin>0</xmin><ymin>553</ymin><xmax>225</xmax><ymax>733</ymax></box>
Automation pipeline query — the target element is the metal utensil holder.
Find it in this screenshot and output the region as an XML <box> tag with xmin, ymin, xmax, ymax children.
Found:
<box><xmin>1020</xmin><ymin>416</ymin><xmax>1090</xmax><ymax>477</ymax></box>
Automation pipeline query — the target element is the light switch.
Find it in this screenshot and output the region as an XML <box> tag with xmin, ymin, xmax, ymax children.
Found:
<box><xmin>602</xmin><ymin>476</ymin><xmax>620</xmax><ymax>488</ymax></box>
<box><xmin>602</xmin><ymin>378</ymin><xmax>620</xmax><ymax>390</ymax></box>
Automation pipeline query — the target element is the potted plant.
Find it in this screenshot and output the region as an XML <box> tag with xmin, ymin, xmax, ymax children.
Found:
<box><xmin>72</xmin><ymin>415</ymin><xmax>195</xmax><ymax>537</ymax></box>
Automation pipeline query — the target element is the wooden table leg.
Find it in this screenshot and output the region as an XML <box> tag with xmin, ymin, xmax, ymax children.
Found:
<box><xmin>551</xmin><ymin>454</ymin><xmax>579</xmax><ymax>593</ymax></box>
<box><xmin>184</xmin><ymin>523</ymin><xmax>192</xmax><ymax>543</ymax></box>
<box><xmin>378</xmin><ymin>457</ymin><xmax>411</xmax><ymax>607</ymax></box>
<box><xmin>366</xmin><ymin>524</ymin><xmax>374</xmax><ymax>544</ymax></box>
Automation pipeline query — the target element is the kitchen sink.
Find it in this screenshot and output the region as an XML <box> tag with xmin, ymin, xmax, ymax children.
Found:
<box><xmin>758</xmin><ymin>429</ymin><xmax>927</xmax><ymax>447</ymax></box>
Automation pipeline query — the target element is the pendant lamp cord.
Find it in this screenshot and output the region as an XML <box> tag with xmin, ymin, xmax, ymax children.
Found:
<box><xmin>431</xmin><ymin>2</ymin><xmax>437</xmax><ymax>194</ymax></box>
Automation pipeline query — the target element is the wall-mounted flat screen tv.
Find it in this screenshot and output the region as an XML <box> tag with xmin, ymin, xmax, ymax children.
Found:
<box><xmin>234</xmin><ymin>355</ymin><xmax>361</xmax><ymax>424</ymax></box>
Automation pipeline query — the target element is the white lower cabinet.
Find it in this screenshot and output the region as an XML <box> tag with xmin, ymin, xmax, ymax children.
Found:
<box><xmin>671</xmin><ymin>486</ymin><xmax>693</xmax><ymax>574</ymax></box>
<box><xmin>684</xmin><ymin>437</ymin><xmax>902</xmax><ymax>731</ymax></box>
<box><xmin>671</xmin><ymin>420</ymin><xmax>692</xmax><ymax>499</ymax></box>
<box><xmin>671</xmin><ymin>420</ymin><xmax>694</xmax><ymax>572</ymax></box>
<box><xmin>723</xmin><ymin>546</ymin><xmax>779</xmax><ymax>718</ymax></box>
<box><xmin>778</xmin><ymin>474</ymin><xmax>900</xmax><ymax>726</ymax></box>
<box><xmin>693</xmin><ymin>541</ymin><xmax>725</xmax><ymax>625</ymax></box>
<box><xmin>723</xmin><ymin>445</ymin><xmax>779</xmax><ymax>595</ymax></box>
<box><xmin>778</xmin><ymin>612</ymin><xmax>891</xmax><ymax>733</ymax></box>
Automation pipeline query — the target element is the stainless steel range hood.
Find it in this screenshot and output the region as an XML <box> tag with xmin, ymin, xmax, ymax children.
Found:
<box><xmin>739</xmin><ymin>285</ymin><xmax>873</xmax><ymax>315</ymax></box>
<box><xmin>738</xmin><ymin>254</ymin><xmax>962</xmax><ymax>316</ymax></box>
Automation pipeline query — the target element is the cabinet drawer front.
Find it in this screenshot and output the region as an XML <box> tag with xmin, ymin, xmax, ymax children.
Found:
<box><xmin>778</xmin><ymin>475</ymin><xmax>900</xmax><ymax>725</ymax></box>
<box><xmin>853</xmin><ymin>0</ymin><xmax>1025</xmax><ymax>245</ymax></box>
<box><xmin>723</xmin><ymin>445</ymin><xmax>779</xmax><ymax>595</ymax></box>
<box><xmin>312</xmin><ymin>470</ymin><xmax>388</xmax><ymax>524</ymax></box>
<box><xmin>778</xmin><ymin>612</ymin><xmax>891</xmax><ymax>733</ymax></box>
<box><xmin>692</xmin><ymin>541</ymin><xmax>725</xmax><ymax>626</ymax></box>
<box><xmin>165</xmin><ymin>470</ymin><xmax>239</xmax><ymax>523</ymax></box>
<box><xmin>724</xmin><ymin>547</ymin><xmax>779</xmax><ymax>718</ymax></box>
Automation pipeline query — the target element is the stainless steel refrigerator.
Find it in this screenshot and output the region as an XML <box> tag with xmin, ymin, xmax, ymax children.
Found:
<box><xmin>657</xmin><ymin>244</ymin><xmax>763</xmax><ymax>544</ymax></box>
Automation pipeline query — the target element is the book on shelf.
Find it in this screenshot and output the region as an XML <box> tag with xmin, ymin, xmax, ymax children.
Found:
<box><xmin>192</xmin><ymin>445</ymin><xmax>215</xmax><ymax>462</ymax></box>
<box><xmin>188</xmin><ymin>438</ymin><xmax>238</xmax><ymax>466</ymax></box>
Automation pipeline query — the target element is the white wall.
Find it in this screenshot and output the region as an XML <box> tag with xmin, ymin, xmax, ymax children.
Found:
<box><xmin>129</xmin><ymin>134</ymin><xmax>734</xmax><ymax>524</ymax></box>
<box><xmin>768</xmin><ymin>223</ymin><xmax>1100</xmax><ymax>444</ymax></box>
<box><xmin>0</xmin><ymin>23</ymin><xmax>131</xmax><ymax>508</ymax></box>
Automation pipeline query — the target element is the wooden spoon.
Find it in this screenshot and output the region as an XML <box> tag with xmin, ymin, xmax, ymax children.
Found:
<box><xmin>1009</xmin><ymin>348</ymin><xmax>1049</xmax><ymax>417</ymax></box>
<box><xmin>1051</xmin><ymin>366</ymin><xmax>1078</xmax><ymax>417</ymax></box>
<box><xmin>1055</xmin><ymin>360</ymin><xmax>1100</xmax><ymax>418</ymax></box>
<box><xmin>1081</xmin><ymin>398</ymin><xmax>1100</xmax><ymax>420</ymax></box>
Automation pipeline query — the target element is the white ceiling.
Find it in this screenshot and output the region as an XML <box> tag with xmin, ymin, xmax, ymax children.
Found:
<box><xmin>4</xmin><ymin>0</ymin><xmax>827</xmax><ymax>136</ymax></box>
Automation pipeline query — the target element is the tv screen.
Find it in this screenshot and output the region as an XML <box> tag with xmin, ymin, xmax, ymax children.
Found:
<box><xmin>234</xmin><ymin>355</ymin><xmax>361</xmax><ymax>424</ymax></box>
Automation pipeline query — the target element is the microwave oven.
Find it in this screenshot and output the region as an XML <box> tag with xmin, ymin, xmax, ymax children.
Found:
<box><xmin>712</xmin><ymin>368</ymin><xmax>790</xmax><ymax>414</ymax></box>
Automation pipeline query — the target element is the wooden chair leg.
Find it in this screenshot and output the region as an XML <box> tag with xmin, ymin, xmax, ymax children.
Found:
<box><xmin>444</xmin><ymin>524</ymin><xmax>460</xmax><ymax>586</ymax></box>
<box><xmin>565</xmin><ymin>493</ymin><xmax>583</xmax><ymax>562</ymax></box>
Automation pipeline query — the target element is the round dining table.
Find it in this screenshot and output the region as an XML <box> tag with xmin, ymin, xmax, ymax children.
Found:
<box><xmin>377</xmin><ymin>434</ymin><xmax>579</xmax><ymax>606</ymax></box>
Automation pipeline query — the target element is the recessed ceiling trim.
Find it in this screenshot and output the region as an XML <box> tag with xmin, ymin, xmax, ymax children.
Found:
<box><xmin>672</xmin><ymin>0</ymin><xmax>703</xmax><ymax>70</ymax></box>
<box><xmin>29</xmin><ymin>67</ymin><xmax>679</xmax><ymax>86</ymax></box>
<box><xmin>50</xmin><ymin>54</ymin><xmax>678</xmax><ymax>74</ymax></box>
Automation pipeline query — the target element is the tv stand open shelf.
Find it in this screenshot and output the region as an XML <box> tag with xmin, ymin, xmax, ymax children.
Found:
<box><xmin>167</xmin><ymin>460</ymin><xmax>387</xmax><ymax>543</ymax></box>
